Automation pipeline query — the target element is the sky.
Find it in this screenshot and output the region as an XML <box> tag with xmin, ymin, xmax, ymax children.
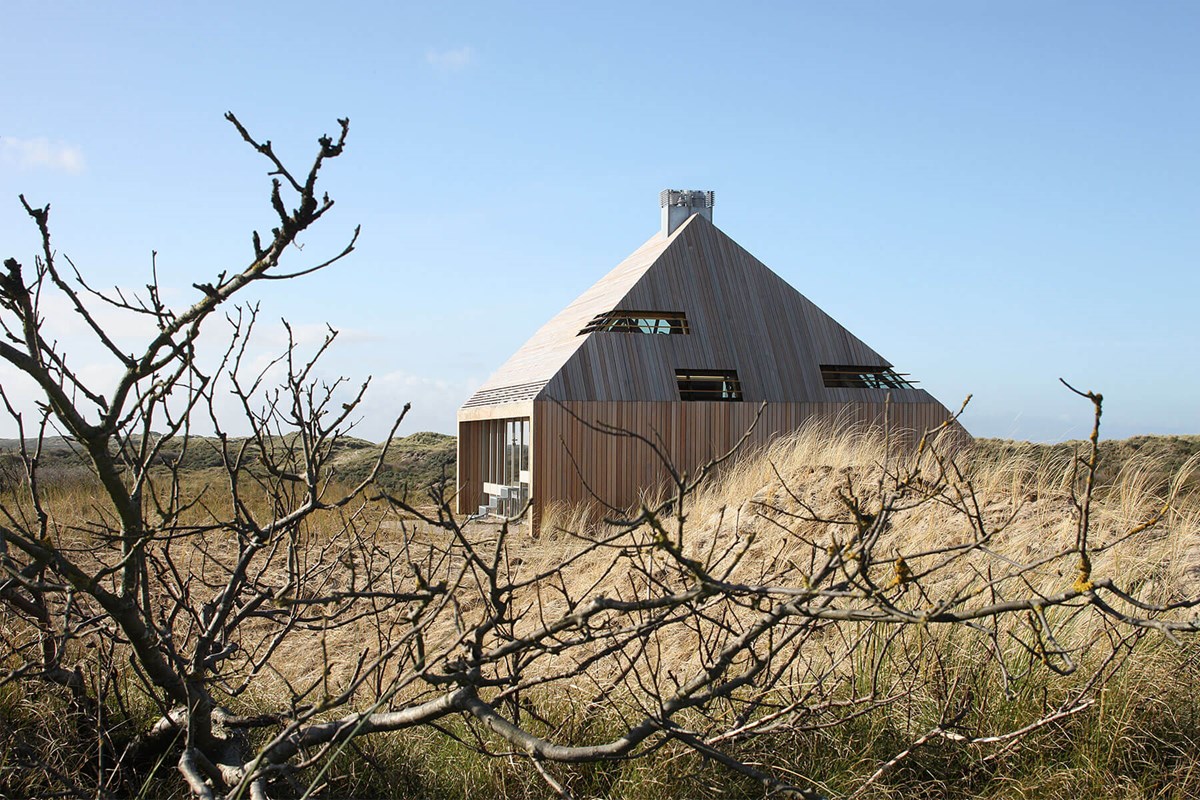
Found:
<box><xmin>1</xmin><ymin>1</ymin><xmax>1197</xmax><ymax>443</ymax></box>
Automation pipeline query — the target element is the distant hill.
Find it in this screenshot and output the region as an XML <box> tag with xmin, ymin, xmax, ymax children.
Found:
<box><xmin>4</xmin><ymin>431</ymin><xmax>1196</xmax><ymax>498</ymax></box>
<box><xmin>971</xmin><ymin>434</ymin><xmax>1200</xmax><ymax>493</ymax></box>
<box><xmin>0</xmin><ymin>431</ymin><xmax>457</xmax><ymax>497</ymax></box>
<box><xmin>332</xmin><ymin>431</ymin><xmax>457</xmax><ymax>498</ymax></box>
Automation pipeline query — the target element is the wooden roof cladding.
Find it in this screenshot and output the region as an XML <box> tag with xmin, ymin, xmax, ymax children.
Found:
<box><xmin>459</xmin><ymin>212</ymin><xmax>940</xmax><ymax>414</ymax></box>
<box><xmin>460</xmin><ymin>230</ymin><xmax>676</xmax><ymax>409</ymax></box>
<box><xmin>539</xmin><ymin>215</ymin><xmax>938</xmax><ymax>405</ymax></box>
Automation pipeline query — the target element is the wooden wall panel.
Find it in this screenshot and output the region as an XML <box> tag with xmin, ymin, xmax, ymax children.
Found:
<box><xmin>530</xmin><ymin>399</ymin><xmax>961</xmax><ymax>518</ymax></box>
<box><xmin>455</xmin><ymin>420</ymin><xmax>481</xmax><ymax>515</ymax></box>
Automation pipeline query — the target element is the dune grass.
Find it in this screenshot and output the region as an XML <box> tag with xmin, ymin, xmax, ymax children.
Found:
<box><xmin>513</xmin><ymin>421</ymin><xmax>1200</xmax><ymax>798</ymax></box>
<box><xmin>2</xmin><ymin>423</ymin><xmax>1199</xmax><ymax>798</ymax></box>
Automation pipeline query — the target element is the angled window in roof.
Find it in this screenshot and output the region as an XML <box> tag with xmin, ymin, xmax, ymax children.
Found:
<box><xmin>579</xmin><ymin>311</ymin><xmax>689</xmax><ymax>336</ymax></box>
<box><xmin>676</xmin><ymin>369</ymin><xmax>743</xmax><ymax>401</ymax></box>
<box><xmin>820</xmin><ymin>365</ymin><xmax>916</xmax><ymax>390</ymax></box>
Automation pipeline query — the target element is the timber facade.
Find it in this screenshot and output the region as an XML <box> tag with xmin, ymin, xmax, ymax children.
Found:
<box><xmin>457</xmin><ymin>191</ymin><xmax>964</xmax><ymax>523</ymax></box>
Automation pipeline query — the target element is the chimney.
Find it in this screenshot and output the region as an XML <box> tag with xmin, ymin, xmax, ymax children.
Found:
<box><xmin>660</xmin><ymin>189</ymin><xmax>714</xmax><ymax>237</ymax></box>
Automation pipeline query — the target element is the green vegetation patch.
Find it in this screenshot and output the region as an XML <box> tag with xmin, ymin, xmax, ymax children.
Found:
<box><xmin>0</xmin><ymin>431</ymin><xmax>458</xmax><ymax>498</ymax></box>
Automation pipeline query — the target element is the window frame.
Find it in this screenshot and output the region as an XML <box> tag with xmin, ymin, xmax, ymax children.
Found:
<box><xmin>675</xmin><ymin>369</ymin><xmax>744</xmax><ymax>402</ymax></box>
<box><xmin>819</xmin><ymin>365</ymin><xmax>916</xmax><ymax>390</ymax></box>
<box><xmin>579</xmin><ymin>310</ymin><xmax>690</xmax><ymax>336</ymax></box>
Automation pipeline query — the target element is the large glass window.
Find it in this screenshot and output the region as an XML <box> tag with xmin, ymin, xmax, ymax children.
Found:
<box><xmin>479</xmin><ymin>417</ymin><xmax>530</xmax><ymax>518</ymax></box>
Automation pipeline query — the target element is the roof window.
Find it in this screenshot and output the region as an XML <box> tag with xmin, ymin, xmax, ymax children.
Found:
<box><xmin>580</xmin><ymin>311</ymin><xmax>689</xmax><ymax>336</ymax></box>
<box><xmin>820</xmin><ymin>365</ymin><xmax>915</xmax><ymax>390</ymax></box>
<box><xmin>676</xmin><ymin>369</ymin><xmax>743</xmax><ymax>401</ymax></box>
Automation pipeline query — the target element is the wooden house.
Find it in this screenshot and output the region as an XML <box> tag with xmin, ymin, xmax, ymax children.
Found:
<box><xmin>457</xmin><ymin>190</ymin><xmax>963</xmax><ymax>521</ymax></box>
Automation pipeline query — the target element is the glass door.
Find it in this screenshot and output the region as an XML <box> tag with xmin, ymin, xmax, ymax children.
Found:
<box><xmin>480</xmin><ymin>417</ymin><xmax>530</xmax><ymax>518</ymax></box>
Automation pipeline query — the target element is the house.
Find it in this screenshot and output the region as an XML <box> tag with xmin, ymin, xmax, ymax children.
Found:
<box><xmin>456</xmin><ymin>190</ymin><xmax>964</xmax><ymax>522</ymax></box>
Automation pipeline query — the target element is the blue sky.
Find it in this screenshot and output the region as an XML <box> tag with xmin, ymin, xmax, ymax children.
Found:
<box><xmin>2</xmin><ymin>1</ymin><xmax>1197</xmax><ymax>442</ymax></box>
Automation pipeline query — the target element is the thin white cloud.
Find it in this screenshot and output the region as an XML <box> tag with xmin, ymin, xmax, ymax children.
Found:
<box><xmin>257</xmin><ymin>321</ymin><xmax>383</xmax><ymax>350</ymax></box>
<box><xmin>0</xmin><ymin>136</ymin><xmax>85</xmax><ymax>174</ymax></box>
<box><xmin>425</xmin><ymin>46</ymin><xmax>473</xmax><ymax>72</ymax></box>
<box><xmin>356</xmin><ymin>370</ymin><xmax>467</xmax><ymax>438</ymax></box>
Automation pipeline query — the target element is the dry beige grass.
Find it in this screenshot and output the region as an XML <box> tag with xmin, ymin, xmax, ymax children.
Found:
<box><xmin>535</xmin><ymin>418</ymin><xmax>1198</xmax><ymax>616</ymax></box>
<box><xmin>507</xmin><ymin>420</ymin><xmax>1200</xmax><ymax>735</ymax></box>
<box><xmin>17</xmin><ymin>424</ymin><xmax>1200</xmax><ymax>694</ymax></box>
<box><xmin>5</xmin><ymin>423</ymin><xmax>1199</xmax><ymax>798</ymax></box>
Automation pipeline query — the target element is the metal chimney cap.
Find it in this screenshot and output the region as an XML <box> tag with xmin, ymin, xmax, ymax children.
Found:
<box><xmin>660</xmin><ymin>189</ymin><xmax>715</xmax><ymax>209</ymax></box>
<box><xmin>660</xmin><ymin>189</ymin><xmax>715</xmax><ymax>236</ymax></box>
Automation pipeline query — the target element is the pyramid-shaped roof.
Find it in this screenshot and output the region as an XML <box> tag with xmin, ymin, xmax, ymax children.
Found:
<box><xmin>462</xmin><ymin>214</ymin><xmax>938</xmax><ymax>409</ymax></box>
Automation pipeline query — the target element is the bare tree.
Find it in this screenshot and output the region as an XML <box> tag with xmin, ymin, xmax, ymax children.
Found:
<box><xmin>1</xmin><ymin>116</ymin><xmax>1197</xmax><ymax>800</ymax></box>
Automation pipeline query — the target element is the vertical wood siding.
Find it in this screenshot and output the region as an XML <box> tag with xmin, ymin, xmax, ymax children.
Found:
<box><xmin>540</xmin><ymin>215</ymin><xmax>943</xmax><ymax>407</ymax></box>
<box><xmin>456</xmin><ymin>420</ymin><xmax>482</xmax><ymax>514</ymax></box>
<box><xmin>529</xmin><ymin>399</ymin><xmax>961</xmax><ymax>515</ymax></box>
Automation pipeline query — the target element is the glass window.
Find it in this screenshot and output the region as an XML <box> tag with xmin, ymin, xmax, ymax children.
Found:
<box><xmin>579</xmin><ymin>311</ymin><xmax>690</xmax><ymax>336</ymax></box>
<box><xmin>819</xmin><ymin>365</ymin><xmax>916</xmax><ymax>389</ymax></box>
<box><xmin>675</xmin><ymin>369</ymin><xmax>743</xmax><ymax>401</ymax></box>
<box><xmin>481</xmin><ymin>417</ymin><xmax>531</xmax><ymax>518</ymax></box>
